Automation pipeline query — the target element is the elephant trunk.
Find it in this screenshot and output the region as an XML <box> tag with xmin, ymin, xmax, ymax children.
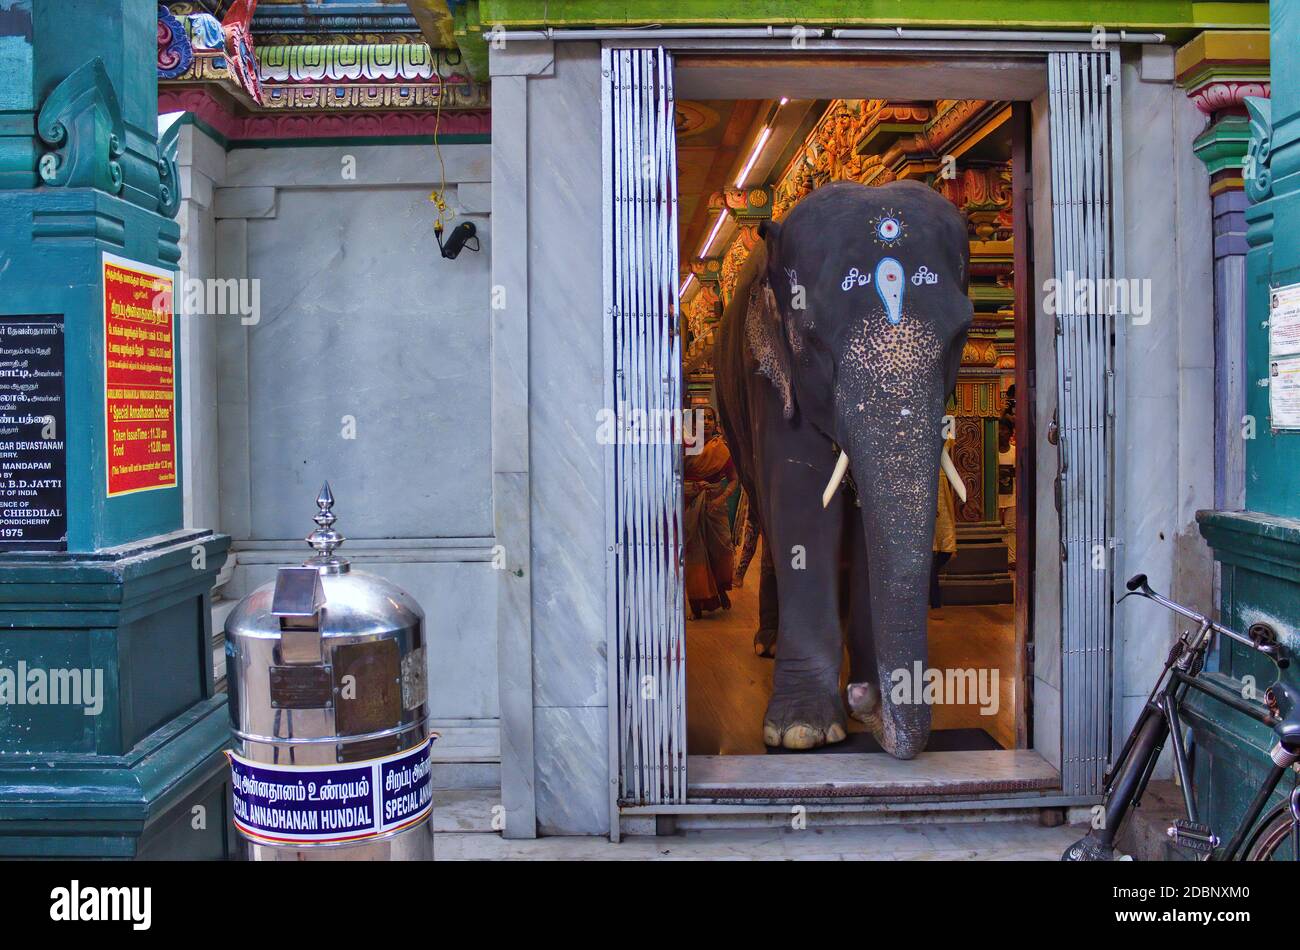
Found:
<box><xmin>836</xmin><ymin>386</ymin><xmax>948</xmax><ymax>760</ymax></box>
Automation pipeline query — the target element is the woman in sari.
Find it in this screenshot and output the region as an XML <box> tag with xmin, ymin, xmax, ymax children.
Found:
<box><xmin>684</xmin><ymin>408</ymin><xmax>738</xmax><ymax>619</ymax></box>
<box><xmin>931</xmin><ymin>433</ymin><xmax>959</xmax><ymax>608</ymax></box>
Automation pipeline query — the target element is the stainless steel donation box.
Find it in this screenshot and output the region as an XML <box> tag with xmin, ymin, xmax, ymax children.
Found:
<box><xmin>224</xmin><ymin>484</ymin><xmax>434</xmax><ymax>860</ymax></box>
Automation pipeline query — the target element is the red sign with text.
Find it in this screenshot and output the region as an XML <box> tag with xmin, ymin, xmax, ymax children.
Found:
<box><xmin>103</xmin><ymin>253</ymin><xmax>177</xmax><ymax>497</ymax></box>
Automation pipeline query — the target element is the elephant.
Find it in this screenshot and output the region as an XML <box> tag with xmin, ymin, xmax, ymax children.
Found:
<box><xmin>714</xmin><ymin>180</ymin><xmax>973</xmax><ymax>758</ymax></box>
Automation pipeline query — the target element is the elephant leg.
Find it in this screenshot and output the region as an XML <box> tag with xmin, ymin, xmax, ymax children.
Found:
<box><xmin>760</xmin><ymin>450</ymin><xmax>848</xmax><ymax>750</ymax></box>
<box><xmin>845</xmin><ymin>507</ymin><xmax>882</xmax><ymax>733</ymax></box>
<box><xmin>753</xmin><ymin>543</ymin><xmax>779</xmax><ymax>658</ymax></box>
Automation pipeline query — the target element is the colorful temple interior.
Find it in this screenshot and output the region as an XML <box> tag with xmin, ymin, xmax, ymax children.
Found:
<box><xmin>676</xmin><ymin>96</ymin><xmax>1025</xmax><ymax>755</ymax></box>
<box><xmin>679</xmin><ymin>96</ymin><xmax>1019</xmax><ymax>605</ymax></box>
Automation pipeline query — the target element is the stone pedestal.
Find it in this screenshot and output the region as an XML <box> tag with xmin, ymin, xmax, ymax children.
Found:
<box><xmin>1189</xmin><ymin>511</ymin><xmax>1297</xmax><ymax>837</ymax></box>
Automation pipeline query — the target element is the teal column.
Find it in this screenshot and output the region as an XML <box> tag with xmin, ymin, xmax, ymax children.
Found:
<box><xmin>0</xmin><ymin>1</ymin><xmax>232</xmax><ymax>858</ymax></box>
<box><xmin>1189</xmin><ymin>6</ymin><xmax>1300</xmax><ymax>844</ymax></box>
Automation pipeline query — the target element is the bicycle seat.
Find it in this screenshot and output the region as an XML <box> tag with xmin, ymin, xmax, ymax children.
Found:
<box><xmin>1270</xmin><ymin>682</ymin><xmax>1300</xmax><ymax>752</ymax></box>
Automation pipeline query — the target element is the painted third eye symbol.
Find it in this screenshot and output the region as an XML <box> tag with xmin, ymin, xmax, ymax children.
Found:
<box><xmin>872</xmin><ymin>211</ymin><xmax>906</xmax><ymax>246</ymax></box>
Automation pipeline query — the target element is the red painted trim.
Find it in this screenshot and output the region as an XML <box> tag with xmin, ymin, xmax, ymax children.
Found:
<box><xmin>158</xmin><ymin>88</ymin><xmax>491</xmax><ymax>141</ymax></box>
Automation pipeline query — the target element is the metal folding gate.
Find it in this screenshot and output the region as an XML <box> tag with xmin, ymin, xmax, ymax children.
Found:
<box><xmin>601</xmin><ymin>47</ymin><xmax>686</xmax><ymax>807</ymax></box>
<box><xmin>1048</xmin><ymin>49</ymin><xmax>1124</xmax><ymax>796</ymax></box>
<box><xmin>599</xmin><ymin>44</ymin><xmax>1124</xmax><ymax>808</ymax></box>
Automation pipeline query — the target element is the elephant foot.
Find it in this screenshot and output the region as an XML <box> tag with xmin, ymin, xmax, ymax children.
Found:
<box><xmin>846</xmin><ymin>681</ymin><xmax>882</xmax><ymax>732</ymax></box>
<box><xmin>763</xmin><ymin>675</ymin><xmax>846</xmax><ymax>750</ymax></box>
<box><xmin>753</xmin><ymin>627</ymin><xmax>777</xmax><ymax>658</ymax></box>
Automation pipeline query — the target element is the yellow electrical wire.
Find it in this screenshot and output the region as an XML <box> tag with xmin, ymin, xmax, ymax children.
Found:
<box><xmin>428</xmin><ymin>57</ymin><xmax>449</xmax><ymax>234</ymax></box>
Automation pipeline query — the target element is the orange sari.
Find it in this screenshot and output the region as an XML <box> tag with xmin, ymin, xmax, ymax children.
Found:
<box><xmin>684</xmin><ymin>436</ymin><xmax>735</xmax><ymax>615</ymax></box>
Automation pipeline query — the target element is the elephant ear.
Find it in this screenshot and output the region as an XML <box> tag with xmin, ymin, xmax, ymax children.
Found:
<box><xmin>745</xmin><ymin>276</ymin><xmax>795</xmax><ymax>420</ymax></box>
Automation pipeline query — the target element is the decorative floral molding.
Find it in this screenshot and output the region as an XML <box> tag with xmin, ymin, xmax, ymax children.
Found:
<box><xmin>36</xmin><ymin>57</ymin><xmax>125</xmax><ymax>193</ymax></box>
<box><xmin>771</xmin><ymin>98</ymin><xmax>1004</xmax><ymax>219</ymax></box>
<box><xmin>251</xmin><ymin>14</ymin><xmax>421</xmax><ymax>34</ymax></box>
<box><xmin>185</xmin><ymin>11</ymin><xmax>225</xmax><ymax>53</ymax></box>
<box><xmin>1244</xmin><ymin>96</ymin><xmax>1272</xmax><ymax>205</ymax></box>
<box><xmin>1190</xmin><ymin>80</ymin><xmax>1270</xmax><ymax>118</ymax></box>
<box><xmin>713</xmin><ymin>186</ymin><xmax>772</xmax><ymax>221</ymax></box>
<box><xmin>1175</xmin><ymin>29</ymin><xmax>1270</xmax><ymax>195</ymax></box>
<box><xmin>952</xmin><ymin>416</ymin><xmax>985</xmax><ymax>523</ymax></box>
<box><xmin>158</xmin><ymin>87</ymin><xmax>490</xmax><ymax>142</ymax></box>
<box><xmin>258</xmin><ymin>43</ymin><xmax>448</xmax><ymax>83</ymax></box>
<box><xmin>936</xmin><ymin>165</ymin><xmax>1014</xmax><ymax>241</ymax></box>
<box><xmin>682</xmin><ymin>283</ymin><xmax>721</xmax><ymax>349</ymax></box>
<box><xmin>719</xmin><ymin>226</ymin><xmax>760</xmax><ymax>307</ymax></box>
<box><xmin>260</xmin><ymin>83</ymin><xmax>488</xmax><ymax>112</ymax></box>
<box><xmin>222</xmin><ymin>0</ymin><xmax>263</xmax><ymax>105</ymax></box>
<box><xmin>157</xmin><ymin>5</ymin><xmax>194</xmax><ymax>79</ymax></box>
<box><xmin>158</xmin><ymin>1</ymin><xmax>263</xmax><ymax>105</ymax></box>
<box><xmin>255</xmin><ymin>32</ymin><xmax>426</xmax><ymax>47</ymax></box>
<box><xmin>156</xmin><ymin>117</ymin><xmax>182</xmax><ymax>218</ymax></box>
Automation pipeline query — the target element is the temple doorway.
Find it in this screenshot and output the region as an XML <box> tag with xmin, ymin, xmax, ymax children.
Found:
<box><xmin>602</xmin><ymin>45</ymin><xmax>1122</xmax><ymax>810</ymax></box>
<box><xmin>677</xmin><ymin>96</ymin><xmax>1029</xmax><ymax>758</ymax></box>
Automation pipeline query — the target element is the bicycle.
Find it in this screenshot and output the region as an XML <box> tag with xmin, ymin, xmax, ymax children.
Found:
<box><xmin>1062</xmin><ymin>573</ymin><xmax>1300</xmax><ymax>861</ymax></box>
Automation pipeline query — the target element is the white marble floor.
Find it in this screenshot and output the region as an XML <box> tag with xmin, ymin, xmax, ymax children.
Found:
<box><xmin>431</xmin><ymin>790</ymin><xmax>1084</xmax><ymax>861</ymax></box>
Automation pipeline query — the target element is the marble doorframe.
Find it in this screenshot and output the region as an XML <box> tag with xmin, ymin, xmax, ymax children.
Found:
<box><xmin>620</xmin><ymin>42</ymin><xmax>1067</xmax><ymax>831</ymax></box>
<box><xmin>497</xmin><ymin>36</ymin><xmax>1217</xmax><ymax>838</ymax></box>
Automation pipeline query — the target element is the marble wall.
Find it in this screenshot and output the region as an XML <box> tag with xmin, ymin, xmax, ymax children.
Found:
<box><xmin>492</xmin><ymin>41</ymin><xmax>612</xmax><ymax>837</ymax></box>
<box><xmin>1027</xmin><ymin>52</ymin><xmax>1217</xmax><ymax>779</ymax></box>
<box><xmin>176</xmin><ymin>131</ymin><xmax>501</xmax><ymax>784</ymax></box>
<box><xmin>176</xmin><ymin>124</ymin><xmax>227</xmax><ymax>550</ymax></box>
<box><xmin>1115</xmin><ymin>50</ymin><xmax>1216</xmax><ymax>769</ymax></box>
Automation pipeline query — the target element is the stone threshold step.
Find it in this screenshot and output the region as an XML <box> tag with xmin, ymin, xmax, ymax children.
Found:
<box><xmin>687</xmin><ymin>749</ymin><xmax>1059</xmax><ymax>800</ymax></box>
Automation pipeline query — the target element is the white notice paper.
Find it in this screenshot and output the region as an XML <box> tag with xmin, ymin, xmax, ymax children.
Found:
<box><xmin>1269</xmin><ymin>355</ymin><xmax>1300</xmax><ymax>430</ymax></box>
<box><xmin>1270</xmin><ymin>283</ymin><xmax>1300</xmax><ymax>358</ymax></box>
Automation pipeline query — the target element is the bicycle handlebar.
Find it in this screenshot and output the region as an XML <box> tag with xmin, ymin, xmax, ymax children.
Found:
<box><xmin>1123</xmin><ymin>573</ymin><xmax>1288</xmax><ymax>667</ymax></box>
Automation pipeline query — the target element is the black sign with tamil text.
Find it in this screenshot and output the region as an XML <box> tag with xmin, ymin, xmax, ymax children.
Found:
<box><xmin>0</xmin><ymin>316</ymin><xmax>67</xmax><ymax>551</ymax></box>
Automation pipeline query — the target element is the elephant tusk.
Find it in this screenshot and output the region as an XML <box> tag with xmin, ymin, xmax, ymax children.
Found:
<box><xmin>941</xmin><ymin>445</ymin><xmax>967</xmax><ymax>505</ymax></box>
<box><xmin>821</xmin><ymin>450</ymin><xmax>851</xmax><ymax>509</ymax></box>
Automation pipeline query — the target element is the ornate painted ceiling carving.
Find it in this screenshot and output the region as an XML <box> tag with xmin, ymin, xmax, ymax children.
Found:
<box><xmin>682</xmin><ymin>96</ymin><xmax>1017</xmax><ymax>372</ymax></box>
<box><xmin>157</xmin><ymin>1</ymin><xmax>489</xmax><ymax>141</ymax></box>
<box><xmin>771</xmin><ymin>98</ymin><xmax>1009</xmax><ymax>220</ymax></box>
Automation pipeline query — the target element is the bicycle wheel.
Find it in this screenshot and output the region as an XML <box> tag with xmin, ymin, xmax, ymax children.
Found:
<box><xmin>1242</xmin><ymin>804</ymin><xmax>1298</xmax><ymax>861</ymax></box>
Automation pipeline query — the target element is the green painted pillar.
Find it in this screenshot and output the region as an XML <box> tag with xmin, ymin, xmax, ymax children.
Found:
<box><xmin>1188</xmin><ymin>9</ymin><xmax>1300</xmax><ymax>844</ymax></box>
<box><xmin>0</xmin><ymin>0</ymin><xmax>232</xmax><ymax>858</ymax></box>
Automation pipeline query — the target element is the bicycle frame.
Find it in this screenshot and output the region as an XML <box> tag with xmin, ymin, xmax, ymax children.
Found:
<box><xmin>1063</xmin><ymin>574</ymin><xmax>1292</xmax><ymax>861</ymax></box>
<box><xmin>1110</xmin><ymin>665</ymin><xmax>1284</xmax><ymax>860</ymax></box>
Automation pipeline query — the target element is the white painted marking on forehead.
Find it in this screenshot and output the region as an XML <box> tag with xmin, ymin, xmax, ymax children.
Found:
<box><xmin>876</xmin><ymin>257</ymin><xmax>904</xmax><ymax>325</ymax></box>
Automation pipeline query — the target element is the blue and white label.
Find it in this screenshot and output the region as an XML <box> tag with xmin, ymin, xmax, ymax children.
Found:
<box><xmin>229</xmin><ymin>736</ymin><xmax>434</xmax><ymax>845</ymax></box>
